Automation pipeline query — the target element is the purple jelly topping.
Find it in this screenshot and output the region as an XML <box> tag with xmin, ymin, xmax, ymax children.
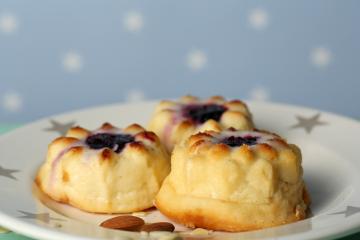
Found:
<box><xmin>182</xmin><ymin>104</ymin><xmax>227</xmax><ymax>124</ymax></box>
<box><xmin>221</xmin><ymin>135</ymin><xmax>258</xmax><ymax>147</ymax></box>
<box><xmin>85</xmin><ymin>133</ymin><xmax>135</xmax><ymax>153</ymax></box>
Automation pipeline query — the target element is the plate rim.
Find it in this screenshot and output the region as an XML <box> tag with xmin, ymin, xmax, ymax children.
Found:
<box><xmin>1</xmin><ymin>100</ymin><xmax>360</xmax><ymax>240</ymax></box>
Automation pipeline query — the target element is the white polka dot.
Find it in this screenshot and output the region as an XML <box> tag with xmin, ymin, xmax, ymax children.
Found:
<box><xmin>0</xmin><ymin>13</ymin><xmax>18</xmax><ymax>34</ymax></box>
<box><xmin>126</xmin><ymin>89</ymin><xmax>145</xmax><ymax>103</ymax></box>
<box><xmin>248</xmin><ymin>8</ymin><xmax>268</xmax><ymax>30</ymax></box>
<box><xmin>2</xmin><ymin>91</ymin><xmax>23</xmax><ymax>112</ymax></box>
<box><xmin>310</xmin><ymin>47</ymin><xmax>332</xmax><ymax>68</ymax></box>
<box><xmin>187</xmin><ymin>49</ymin><xmax>207</xmax><ymax>71</ymax></box>
<box><xmin>123</xmin><ymin>11</ymin><xmax>144</xmax><ymax>32</ymax></box>
<box><xmin>249</xmin><ymin>86</ymin><xmax>270</xmax><ymax>102</ymax></box>
<box><xmin>62</xmin><ymin>51</ymin><xmax>83</xmax><ymax>73</ymax></box>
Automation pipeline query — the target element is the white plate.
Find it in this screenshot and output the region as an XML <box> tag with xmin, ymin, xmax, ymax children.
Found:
<box><xmin>1</xmin><ymin>101</ymin><xmax>360</xmax><ymax>240</ymax></box>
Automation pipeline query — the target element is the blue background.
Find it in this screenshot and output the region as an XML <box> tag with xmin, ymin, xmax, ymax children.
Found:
<box><xmin>1</xmin><ymin>0</ymin><xmax>359</xmax><ymax>123</ymax></box>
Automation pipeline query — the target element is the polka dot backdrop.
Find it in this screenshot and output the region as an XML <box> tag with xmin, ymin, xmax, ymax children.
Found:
<box><xmin>0</xmin><ymin>0</ymin><xmax>359</xmax><ymax>123</ymax></box>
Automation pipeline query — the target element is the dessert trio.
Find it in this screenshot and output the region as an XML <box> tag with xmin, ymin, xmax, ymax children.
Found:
<box><xmin>36</xmin><ymin>95</ymin><xmax>310</xmax><ymax>232</ymax></box>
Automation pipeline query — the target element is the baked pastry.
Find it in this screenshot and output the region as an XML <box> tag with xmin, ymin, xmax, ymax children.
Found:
<box><xmin>155</xmin><ymin>129</ymin><xmax>310</xmax><ymax>232</ymax></box>
<box><xmin>36</xmin><ymin>123</ymin><xmax>170</xmax><ymax>213</ymax></box>
<box><xmin>148</xmin><ymin>95</ymin><xmax>253</xmax><ymax>151</ymax></box>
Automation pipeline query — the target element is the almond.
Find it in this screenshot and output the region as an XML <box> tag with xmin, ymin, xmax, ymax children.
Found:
<box><xmin>100</xmin><ymin>215</ymin><xmax>145</xmax><ymax>231</ymax></box>
<box><xmin>141</xmin><ymin>222</ymin><xmax>175</xmax><ymax>232</ymax></box>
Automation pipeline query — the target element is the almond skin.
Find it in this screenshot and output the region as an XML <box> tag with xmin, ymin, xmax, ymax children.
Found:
<box><xmin>140</xmin><ymin>222</ymin><xmax>175</xmax><ymax>232</ymax></box>
<box><xmin>100</xmin><ymin>215</ymin><xmax>145</xmax><ymax>231</ymax></box>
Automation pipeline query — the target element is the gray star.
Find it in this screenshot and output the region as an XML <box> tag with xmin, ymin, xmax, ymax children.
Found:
<box><xmin>330</xmin><ymin>206</ymin><xmax>360</xmax><ymax>218</ymax></box>
<box><xmin>44</xmin><ymin>119</ymin><xmax>76</xmax><ymax>135</ymax></box>
<box><xmin>18</xmin><ymin>210</ymin><xmax>65</xmax><ymax>224</ymax></box>
<box><xmin>0</xmin><ymin>165</ymin><xmax>19</xmax><ymax>180</ymax></box>
<box><xmin>291</xmin><ymin>113</ymin><xmax>327</xmax><ymax>133</ymax></box>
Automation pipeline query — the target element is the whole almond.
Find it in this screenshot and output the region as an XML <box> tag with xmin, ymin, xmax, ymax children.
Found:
<box><xmin>141</xmin><ymin>222</ymin><xmax>175</xmax><ymax>232</ymax></box>
<box><xmin>100</xmin><ymin>215</ymin><xmax>145</xmax><ymax>231</ymax></box>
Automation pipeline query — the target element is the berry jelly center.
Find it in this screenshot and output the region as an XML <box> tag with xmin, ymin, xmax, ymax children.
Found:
<box><xmin>221</xmin><ymin>135</ymin><xmax>258</xmax><ymax>147</ymax></box>
<box><xmin>182</xmin><ymin>104</ymin><xmax>227</xmax><ymax>124</ymax></box>
<box><xmin>85</xmin><ymin>133</ymin><xmax>135</xmax><ymax>153</ymax></box>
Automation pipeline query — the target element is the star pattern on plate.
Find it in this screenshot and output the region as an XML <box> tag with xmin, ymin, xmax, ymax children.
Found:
<box><xmin>0</xmin><ymin>165</ymin><xmax>19</xmax><ymax>180</ymax></box>
<box><xmin>17</xmin><ymin>211</ymin><xmax>65</xmax><ymax>224</ymax></box>
<box><xmin>330</xmin><ymin>206</ymin><xmax>360</xmax><ymax>218</ymax></box>
<box><xmin>291</xmin><ymin>113</ymin><xmax>327</xmax><ymax>133</ymax></box>
<box><xmin>44</xmin><ymin>119</ymin><xmax>76</xmax><ymax>136</ymax></box>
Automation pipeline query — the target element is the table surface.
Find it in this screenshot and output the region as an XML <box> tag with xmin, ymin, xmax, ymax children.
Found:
<box><xmin>0</xmin><ymin>124</ymin><xmax>359</xmax><ymax>240</ymax></box>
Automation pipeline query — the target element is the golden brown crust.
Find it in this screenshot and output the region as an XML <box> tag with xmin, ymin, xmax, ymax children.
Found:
<box><xmin>124</xmin><ymin>123</ymin><xmax>145</xmax><ymax>134</ymax></box>
<box><xmin>101</xmin><ymin>122</ymin><xmax>115</xmax><ymax>130</ymax></box>
<box><xmin>66</xmin><ymin>126</ymin><xmax>90</xmax><ymax>139</ymax></box>
<box><xmin>155</xmin><ymin>181</ymin><xmax>306</xmax><ymax>232</ymax></box>
<box><xmin>180</xmin><ymin>95</ymin><xmax>199</xmax><ymax>103</ymax></box>
<box><xmin>128</xmin><ymin>141</ymin><xmax>148</xmax><ymax>153</ymax></box>
<box><xmin>36</xmin><ymin>123</ymin><xmax>170</xmax><ymax>213</ymax></box>
<box><xmin>50</xmin><ymin>136</ymin><xmax>78</xmax><ymax>146</ymax></box>
<box><xmin>135</xmin><ymin>131</ymin><xmax>157</xmax><ymax>143</ymax></box>
<box><xmin>62</xmin><ymin>170</ymin><xmax>69</xmax><ymax>183</ymax></box>
<box><xmin>254</xmin><ymin>143</ymin><xmax>278</xmax><ymax>161</ymax></box>
<box><xmin>101</xmin><ymin>149</ymin><xmax>113</xmax><ymax>160</ymax></box>
<box><xmin>148</xmin><ymin>95</ymin><xmax>254</xmax><ymax>152</ymax></box>
<box><xmin>208</xmin><ymin>143</ymin><xmax>231</xmax><ymax>159</ymax></box>
<box><xmin>208</xmin><ymin>95</ymin><xmax>225</xmax><ymax>102</ymax></box>
<box><xmin>155</xmin><ymin>129</ymin><xmax>309</xmax><ymax>231</ymax></box>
